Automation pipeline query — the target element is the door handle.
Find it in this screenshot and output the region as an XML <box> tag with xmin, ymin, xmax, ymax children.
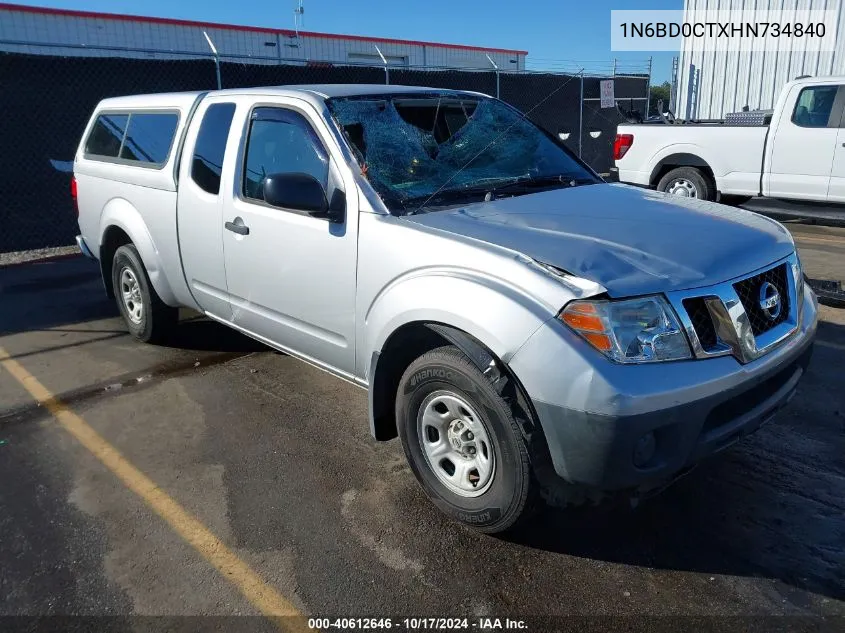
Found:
<box><xmin>225</xmin><ymin>217</ymin><xmax>250</xmax><ymax>236</ymax></box>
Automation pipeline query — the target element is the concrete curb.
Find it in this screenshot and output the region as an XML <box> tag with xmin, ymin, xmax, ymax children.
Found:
<box><xmin>752</xmin><ymin>209</ymin><xmax>845</xmax><ymax>229</ymax></box>
<box><xmin>0</xmin><ymin>251</ymin><xmax>83</xmax><ymax>270</ymax></box>
<box><xmin>738</xmin><ymin>199</ymin><xmax>845</xmax><ymax>229</ymax></box>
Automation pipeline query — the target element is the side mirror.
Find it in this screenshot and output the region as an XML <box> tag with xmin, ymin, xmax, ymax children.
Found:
<box><xmin>262</xmin><ymin>172</ymin><xmax>344</xmax><ymax>223</ymax></box>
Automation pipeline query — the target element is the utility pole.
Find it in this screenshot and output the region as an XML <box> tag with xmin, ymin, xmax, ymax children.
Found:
<box><xmin>293</xmin><ymin>0</ymin><xmax>304</xmax><ymax>37</ymax></box>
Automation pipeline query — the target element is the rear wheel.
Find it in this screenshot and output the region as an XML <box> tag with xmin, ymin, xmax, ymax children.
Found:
<box><xmin>111</xmin><ymin>244</ymin><xmax>177</xmax><ymax>344</ymax></box>
<box><xmin>396</xmin><ymin>345</ymin><xmax>537</xmax><ymax>533</ymax></box>
<box><xmin>657</xmin><ymin>167</ymin><xmax>715</xmax><ymax>201</ymax></box>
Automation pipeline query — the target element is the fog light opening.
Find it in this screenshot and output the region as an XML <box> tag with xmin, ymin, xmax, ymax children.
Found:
<box><xmin>633</xmin><ymin>431</ymin><xmax>657</xmax><ymax>468</ymax></box>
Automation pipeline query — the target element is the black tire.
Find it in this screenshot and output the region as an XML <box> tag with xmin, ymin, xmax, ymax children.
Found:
<box><xmin>111</xmin><ymin>244</ymin><xmax>177</xmax><ymax>344</ymax></box>
<box><xmin>657</xmin><ymin>166</ymin><xmax>715</xmax><ymax>201</ymax></box>
<box><xmin>396</xmin><ymin>345</ymin><xmax>537</xmax><ymax>533</ymax></box>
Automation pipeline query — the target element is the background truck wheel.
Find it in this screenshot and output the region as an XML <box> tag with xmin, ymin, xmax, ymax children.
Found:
<box><xmin>395</xmin><ymin>345</ymin><xmax>537</xmax><ymax>533</ymax></box>
<box><xmin>657</xmin><ymin>167</ymin><xmax>715</xmax><ymax>201</ymax></box>
<box><xmin>111</xmin><ymin>244</ymin><xmax>177</xmax><ymax>344</ymax></box>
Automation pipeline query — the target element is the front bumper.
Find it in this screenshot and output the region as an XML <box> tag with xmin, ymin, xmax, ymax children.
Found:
<box><xmin>509</xmin><ymin>286</ymin><xmax>818</xmax><ymax>491</ymax></box>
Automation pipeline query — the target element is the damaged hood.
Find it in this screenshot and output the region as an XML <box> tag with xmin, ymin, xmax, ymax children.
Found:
<box><xmin>404</xmin><ymin>184</ymin><xmax>795</xmax><ymax>297</ymax></box>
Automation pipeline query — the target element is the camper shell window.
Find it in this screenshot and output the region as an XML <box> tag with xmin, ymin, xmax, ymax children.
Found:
<box><xmin>84</xmin><ymin>110</ymin><xmax>180</xmax><ymax>168</ymax></box>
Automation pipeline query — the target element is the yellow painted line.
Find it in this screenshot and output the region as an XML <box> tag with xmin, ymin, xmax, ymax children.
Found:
<box><xmin>817</xmin><ymin>339</ymin><xmax>845</xmax><ymax>353</ymax></box>
<box><xmin>0</xmin><ymin>346</ymin><xmax>307</xmax><ymax>632</ymax></box>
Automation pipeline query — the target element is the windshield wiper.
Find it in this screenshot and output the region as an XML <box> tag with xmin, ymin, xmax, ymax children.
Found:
<box><xmin>402</xmin><ymin>174</ymin><xmax>588</xmax><ymax>214</ymax></box>
<box><xmin>401</xmin><ymin>187</ymin><xmax>489</xmax><ymax>213</ymax></box>
<box><xmin>485</xmin><ymin>173</ymin><xmax>591</xmax><ymax>196</ymax></box>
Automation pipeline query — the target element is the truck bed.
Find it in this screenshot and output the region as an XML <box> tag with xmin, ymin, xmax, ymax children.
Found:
<box><xmin>615</xmin><ymin>123</ymin><xmax>769</xmax><ymax>196</ymax></box>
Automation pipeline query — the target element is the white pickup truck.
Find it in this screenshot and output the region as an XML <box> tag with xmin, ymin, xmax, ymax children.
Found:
<box><xmin>614</xmin><ymin>75</ymin><xmax>845</xmax><ymax>203</ymax></box>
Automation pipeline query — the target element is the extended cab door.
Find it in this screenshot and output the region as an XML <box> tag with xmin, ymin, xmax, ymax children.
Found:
<box><xmin>829</xmin><ymin>98</ymin><xmax>845</xmax><ymax>203</ymax></box>
<box><xmin>765</xmin><ymin>83</ymin><xmax>844</xmax><ymax>202</ymax></box>
<box><xmin>221</xmin><ymin>97</ymin><xmax>358</xmax><ymax>376</ymax></box>
<box><xmin>176</xmin><ymin>96</ymin><xmax>238</xmax><ymax>319</ymax></box>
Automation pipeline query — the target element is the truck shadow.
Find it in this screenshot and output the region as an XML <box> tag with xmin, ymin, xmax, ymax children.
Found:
<box><xmin>0</xmin><ymin>255</ymin><xmax>267</xmax><ymax>355</ymax></box>
<box><xmin>0</xmin><ymin>257</ymin><xmax>116</xmax><ymax>335</ymax></box>
<box><xmin>170</xmin><ymin>316</ymin><xmax>269</xmax><ymax>354</ymax></box>
<box><xmin>506</xmin><ymin>321</ymin><xmax>845</xmax><ymax>603</ymax></box>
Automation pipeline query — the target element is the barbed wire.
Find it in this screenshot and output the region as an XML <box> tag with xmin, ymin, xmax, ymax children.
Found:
<box><xmin>0</xmin><ymin>38</ymin><xmax>651</xmax><ymax>79</ymax></box>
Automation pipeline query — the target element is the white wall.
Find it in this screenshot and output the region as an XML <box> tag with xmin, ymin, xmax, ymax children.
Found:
<box><xmin>675</xmin><ymin>0</ymin><xmax>845</xmax><ymax>119</ymax></box>
<box><xmin>0</xmin><ymin>5</ymin><xmax>525</xmax><ymax>71</ymax></box>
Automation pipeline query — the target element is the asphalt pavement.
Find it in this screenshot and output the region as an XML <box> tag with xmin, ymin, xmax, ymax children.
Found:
<box><xmin>1</xmin><ymin>223</ymin><xmax>844</xmax><ymax>632</ymax></box>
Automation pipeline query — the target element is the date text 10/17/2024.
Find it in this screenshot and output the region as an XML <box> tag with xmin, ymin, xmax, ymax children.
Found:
<box><xmin>307</xmin><ymin>618</ymin><xmax>529</xmax><ymax>630</ymax></box>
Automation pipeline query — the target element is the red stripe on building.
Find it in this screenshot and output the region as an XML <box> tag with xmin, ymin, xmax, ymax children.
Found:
<box><xmin>0</xmin><ymin>3</ymin><xmax>528</xmax><ymax>56</ymax></box>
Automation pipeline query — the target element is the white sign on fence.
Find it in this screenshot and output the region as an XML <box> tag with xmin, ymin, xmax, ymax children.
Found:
<box><xmin>600</xmin><ymin>79</ymin><xmax>615</xmax><ymax>108</ymax></box>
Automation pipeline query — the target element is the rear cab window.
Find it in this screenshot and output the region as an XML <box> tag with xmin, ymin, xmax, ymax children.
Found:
<box><xmin>191</xmin><ymin>103</ymin><xmax>237</xmax><ymax>195</ymax></box>
<box><xmin>84</xmin><ymin>110</ymin><xmax>179</xmax><ymax>168</ymax></box>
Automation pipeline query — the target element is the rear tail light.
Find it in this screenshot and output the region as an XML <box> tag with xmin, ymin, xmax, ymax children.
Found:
<box><xmin>71</xmin><ymin>175</ymin><xmax>79</xmax><ymax>217</ymax></box>
<box><xmin>613</xmin><ymin>133</ymin><xmax>634</xmax><ymax>161</ymax></box>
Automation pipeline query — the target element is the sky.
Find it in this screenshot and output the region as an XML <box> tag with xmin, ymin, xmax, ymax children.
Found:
<box><xmin>12</xmin><ymin>0</ymin><xmax>681</xmax><ymax>82</ymax></box>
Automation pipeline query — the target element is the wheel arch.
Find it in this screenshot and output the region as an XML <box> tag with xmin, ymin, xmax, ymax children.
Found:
<box><xmin>367</xmin><ymin>321</ymin><xmax>540</xmax><ymax>446</ymax></box>
<box><xmin>99</xmin><ymin>225</ymin><xmax>132</xmax><ymax>299</ymax></box>
<box><xmin>649</xmin><ymin>152</ymin><xmax>715</xmax><ymax>188</ymax></box>
<box><xmin>361</xmin><ymin>268</ymin><xmax>571</xmax><ymax>443</ymax></box>
<box><xmin>98</xmin><ymin>199</ymin><xmax>179</xmax><ymax>305</ymax></box>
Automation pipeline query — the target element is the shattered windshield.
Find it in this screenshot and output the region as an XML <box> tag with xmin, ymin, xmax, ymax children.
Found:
<box><xmin>326</xmin><ymin>93</ymin><xmax>599</xmax><ymax>214</ymax></box>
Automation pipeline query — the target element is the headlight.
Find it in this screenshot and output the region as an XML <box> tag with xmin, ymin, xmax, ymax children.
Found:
<box><xmin>559</xmin><ymin>296</ymin><xmax>692</xmax><ymax>363</ymax></box>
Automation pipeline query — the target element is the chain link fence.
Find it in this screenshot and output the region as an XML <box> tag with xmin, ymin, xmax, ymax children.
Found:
<box><xmin>0</xmin><ymin>45</ymin><xmax>648</xmax><ymax>253</ymax></box>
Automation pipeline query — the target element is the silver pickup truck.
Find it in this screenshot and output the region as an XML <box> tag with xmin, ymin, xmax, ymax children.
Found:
<box><xmin>74</xmin><ymin>85</ymin><xmax>818</xmax><ymax>533</ymax></box>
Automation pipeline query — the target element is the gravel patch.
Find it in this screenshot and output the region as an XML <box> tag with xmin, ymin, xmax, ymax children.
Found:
<box><xmin>0</xmin><ymin>245</ymin><xmax>81</xmax><ymax>267</ymax></box>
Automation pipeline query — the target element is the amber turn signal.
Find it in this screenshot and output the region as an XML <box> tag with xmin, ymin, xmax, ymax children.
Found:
<box><xmin>560</xmin><ymin>302</ymin><xmax>613</xmax><ymax>352</ymax></box>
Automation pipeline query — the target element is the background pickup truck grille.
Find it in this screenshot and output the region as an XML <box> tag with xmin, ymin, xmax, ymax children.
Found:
<box><xmin>682</xmin><ymin>297</ymin><xmax>718</xmax><ymax>350</ymax></box>
<box><xmin>733</xmin><ymin>264</ymin><xmax>790</xmax><ymax>336</ymax></box>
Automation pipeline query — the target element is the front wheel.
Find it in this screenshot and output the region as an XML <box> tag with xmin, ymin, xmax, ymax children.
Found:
<box><xmin>396</xmin><ymin>346</ymin><xmax>537</xmax><ymax>533</ymax></box>
<box><xmin>657</xmin><ymin>166</ymin><xmax>715</xmax><ymax>201</ymax></box>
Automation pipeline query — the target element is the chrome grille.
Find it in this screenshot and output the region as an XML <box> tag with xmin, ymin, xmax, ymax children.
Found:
<box><xmin>733</xmin><ymin>264</ymin><xmax>790</xmax><ymax>336</ymax></box>
<box><xmin>668</xmin><ymin>254</ymin><xmax>799</xmax><ymax>364</ymax></box>
<box><xmin>682</xmin><ymin>297</ymin><xmax>718</xmax><ymax>350</ymax></box>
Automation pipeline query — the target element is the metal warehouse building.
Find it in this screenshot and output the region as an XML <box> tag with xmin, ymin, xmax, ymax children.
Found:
<box><xmin>0</xmin><ymin>2</ymin><xmax>527</xmax><ymax>70</ymax></box>
<box><xmin>675</xmin><ymin>0</ymin><xmax>845</xmax><ymax>119</ymax></box>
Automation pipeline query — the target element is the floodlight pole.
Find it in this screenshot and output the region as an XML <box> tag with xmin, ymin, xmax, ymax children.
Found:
<box><xmin>203</xmin><ymin>31</ymin><xmax>222</xmax><ymax>90</ymax></box>
<box><xmin>375</xmin><ymin>45</ymin><xmax>389</xmax><ymax>85</ymax></box>
<box><xmin>486</xmin><ymin>53</ymin><xmax>500</xmax><ymax>98</ymax></box>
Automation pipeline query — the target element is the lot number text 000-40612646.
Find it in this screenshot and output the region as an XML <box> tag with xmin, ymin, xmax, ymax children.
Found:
<box><xmin>306</xmin><ymin>618</ymin><xmax>529</xmax><ymax>630</ymax></box>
